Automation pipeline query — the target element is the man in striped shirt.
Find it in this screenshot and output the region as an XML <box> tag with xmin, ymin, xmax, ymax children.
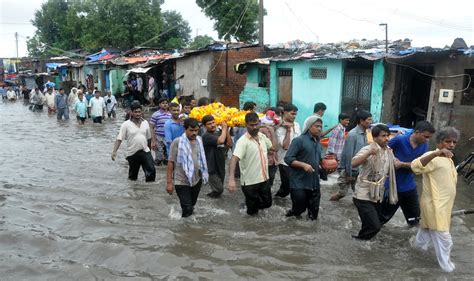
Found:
<box><xmin>150</xmin><ymin>98</ymin><xmax>171</xmax><ymax>165</ymax></box>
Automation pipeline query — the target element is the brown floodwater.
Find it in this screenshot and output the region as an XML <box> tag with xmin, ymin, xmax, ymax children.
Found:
<box><xmin>0</xmin><ymin>101</ymin><xmax>473</xmax><ymax>280</ymax></box>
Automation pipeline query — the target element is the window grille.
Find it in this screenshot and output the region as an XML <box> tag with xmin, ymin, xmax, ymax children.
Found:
<box><xmin>310</xmin><ymin>68</ymin><xmax>327</xmax><ymax>79</ymax></box>
<box><xmin>278</xmin><ymin>69</ymin><xmax>292</xmax><ymax>77</ymax></box>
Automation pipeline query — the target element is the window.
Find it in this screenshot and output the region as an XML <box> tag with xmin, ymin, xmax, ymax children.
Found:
<box><xmin>461</xmin><ymin>69</ymin><xmax>474</xmax><ymax>106</ymax></box>
<box><xmin>278</xmin><ymin>69</ymin><xmax>292</xmax><ymax>77</ymax></box>
<box><xmin>310</xmin><ymin>68</ymin><xmax>327</xmax><ymax>79</ymax></box>
<box><xmin>258</xmin><ymin>68</ymin><xmax>269</xmax><ymax>88</ymax></box>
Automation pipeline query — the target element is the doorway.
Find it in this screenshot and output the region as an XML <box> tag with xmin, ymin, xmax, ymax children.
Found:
<box><xmin>278</xmin><ymin>68</ymin><xmax>292</xmax><ymax>104</ymax></box>
<box><xmin>394</xmin><ymin>64</ymin><xmax>433</xmax><ymax>127</ymax></box>
<box><xmin>341</xmin><ymin>60</ymin><xmax>373</xmax><ymax>129</ymax></box>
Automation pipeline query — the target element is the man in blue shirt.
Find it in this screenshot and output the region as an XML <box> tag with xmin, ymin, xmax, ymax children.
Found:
<box><xmin>54</xmin><ymin>88</ymin><xmax>69</xmax><ymax>120</ymax></box>
<box><xmin>380</xmin><ymin>121</ymin><xmax>435</xmax><ymax>226</ymax></box>
<box><xmin>164</xmin><ymin>102</ymin><xmax>185</xmax><ymax>154</ymax></box>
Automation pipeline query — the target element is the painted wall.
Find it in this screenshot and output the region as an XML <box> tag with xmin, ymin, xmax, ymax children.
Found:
<box><xmin>270</xmin><ymin>59</ymin><xmax>344</xmax><ymax>129</ymax></box>
<box><xmin>109</xmin><ymin>68</ymin><xmax>127</xmax><ymax>96</ymax></box>
<box><xmin>370</xmin><ymin>60</ymin><xmax>384</xmax><ymax>123</ymax></box>
<box><xmin>240</xmin><ymin>66</ymin><xmax>270</xmax><ymax>111</ymax></box>
<box><xmin>175</xmin><ymin>52</ymin><xmax>214</xmax><ymax>99</ymax></box>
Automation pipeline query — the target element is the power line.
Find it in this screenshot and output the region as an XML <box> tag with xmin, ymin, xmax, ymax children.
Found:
<box><xmin>284</xmin><ymin>1</ymin><xmax>319</xmax><ymax>43</ymax></box>
<box><xmin>208</xmin><ymin>0</ymin><xmax>252</xmax><ymax>74</ymax></box>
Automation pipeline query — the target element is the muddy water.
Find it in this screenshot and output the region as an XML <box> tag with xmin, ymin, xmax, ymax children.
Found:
<box><xmin>0</xmin><ymin>101</ymin><xmax>473</xmax><ymax>280</ymax></box>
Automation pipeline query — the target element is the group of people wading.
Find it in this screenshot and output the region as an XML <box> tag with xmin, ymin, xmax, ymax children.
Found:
<box><xmin>111</xmin><ymin>99</ymin><xmax>461</xmax><ymax>273</ymax></box>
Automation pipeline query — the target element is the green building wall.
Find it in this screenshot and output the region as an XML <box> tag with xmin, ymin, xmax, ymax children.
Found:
<box><xmin>239</xmin><ymin>67</ymin><xmax>270</xmax><ymax>112</ymax></box>
<box><xmin>370</xmin><ymin>60</ymin><xmax>384</xmax><ymax>123</ymax></box>
<box><xmin>110</xmin><ymin>68</ymin><xmax>127</xmax><ymax>96</ymax></box>
<box><xmin>269</xmin><ymin>60</ymin><xmax>344</xmax><ymax>129</ymax></box>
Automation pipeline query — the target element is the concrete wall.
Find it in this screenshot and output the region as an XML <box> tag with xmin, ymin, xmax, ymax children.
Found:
<box><xmin>175</xmin><ymin>52</ymin><xmax>214</xmax><ymax>100</ymax></box>
<box><xmin>430</xmin><ymin>55</ymin><xmax>474</xmax><ymax>157</ymax></box>
<box><xmin>370</xmin><ymin>60</ymin><xmax>385</xmax><ymax>123</ymax></box>
<box><xmin>270</xmin><ymin>59</ymin><xmax>344</xmax><ymax>129</ymax></box>
<box><xmin>381</xmin><ymin>54</ymin><xmax>474</xmax><ymax>157</ymax></box>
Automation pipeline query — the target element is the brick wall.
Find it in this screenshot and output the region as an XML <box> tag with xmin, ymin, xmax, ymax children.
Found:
<box><xmin>209</xmin><ymin>46</ymin><xmax>262</xmax><ymax>107</ymax></box>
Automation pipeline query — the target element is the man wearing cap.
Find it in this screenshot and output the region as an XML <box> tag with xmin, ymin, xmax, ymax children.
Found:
<box><xmin>284</xmin><ymin>115</ymin><xmax>323</xmax><ymax>220</ymax></box>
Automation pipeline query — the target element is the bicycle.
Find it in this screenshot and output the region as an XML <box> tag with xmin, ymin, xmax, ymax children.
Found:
<box><xmin>456</xmin><ymin>137</ymin><xmax>474</xmax><ymax>186</ymax></box>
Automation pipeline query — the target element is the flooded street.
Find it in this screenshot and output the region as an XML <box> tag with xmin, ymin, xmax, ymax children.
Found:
<box><xmin>0</xmin><ymin>101</ymin><xmax>473</xmax><ymax>280</ymax></box>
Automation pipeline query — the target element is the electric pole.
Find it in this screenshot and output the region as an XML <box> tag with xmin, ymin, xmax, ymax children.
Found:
<box><xmin>259</xmin><ymin>0</ymin><xmax>264</xmax><ymax>50</ymax></box>
<box><xmin>15</xmin><ymin>32</ymin><xmax>19</xmax><ymax>58</ymax></box>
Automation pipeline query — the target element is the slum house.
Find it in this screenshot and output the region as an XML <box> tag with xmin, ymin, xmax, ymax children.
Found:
<box><xmin>382</xmin><ymin>39</ymin><xmax>474</xmax><ymax>157</ymax></box>
<box><xmin>236</xmin><ymin>39</ymin><xmax>389</xmax><ymax>130</ymax></box>
<box><xmin>82</xmin><ymin>48</ymin><xmax>123</xmax><ymax>93</ymax></box>
<box><xmin>237</xmin><ymin>38</ymin><xmax>474</xmax><ymax>157</ymax></box>
<box><xmin>154</xmin><ymin>42</ymin><xmax>264</xmax><ymax>107</ymax></box>
<box><xmin>113</xmin><ymin>47</ymin><xmax>173</xmax><ymax>98</ymax></box>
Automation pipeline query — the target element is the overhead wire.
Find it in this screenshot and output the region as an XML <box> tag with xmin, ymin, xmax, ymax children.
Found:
<box><xmin>208</xmin><ymin>0</ymin><xmax>252</xmax><ymax>74</ymax></box>
<box><xmin>385</xmin><ymin>59</ymin><xmax>472</xmax><ymax>93</ymax></box>
<box><xmin>284</xmin><ymin>1</ymin><xmax>319</xmax><ymax>42</ymax></box>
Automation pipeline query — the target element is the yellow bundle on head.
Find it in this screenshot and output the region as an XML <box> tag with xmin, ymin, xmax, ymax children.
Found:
<box><xmin>189</xmin><ymin>102</ymin><xmax>252</xmax><ymax>127</ymax></box>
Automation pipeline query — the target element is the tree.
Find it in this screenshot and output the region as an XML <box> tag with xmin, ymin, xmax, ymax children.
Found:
<box><xmin>28</xmin><ymin>0</ymin><xmax>191</xmax><ymax>56</ymax></box>
<box><xmin>189</xmin><ymin>35</ymin><xmax>214</xmax><ymax>50</ymax></box>
<box><xmin>196</xmin><ymin>0</ymin><xmax>259</xmax><ymax>42</ymax></box>
<box><xmin>160</xmin><ymin>10</ymin><xmax>192</xmax><ymax>49</ymax></box>
<box><xmin>28</xmin><ymin>0</ymin><xmax>80</xmax><ymax>57</ymax></box>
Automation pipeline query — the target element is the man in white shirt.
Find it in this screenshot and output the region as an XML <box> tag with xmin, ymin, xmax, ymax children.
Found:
<box><xmin>6</xmin><ymin>87</ymin><xmax>16</xmax><ymax>101</ymax></box>
<box><xmin>275</xmin><ymin>103</ymin><xmax>301</xmax><ymax>198</ymax></box>
<box><xmin>104</xmin><ymin>90</ymin><xmax>117</xmax><ymax>118</ymax></box>
<box><xmin>45</xmin><ymin>87</ymin><xmax>56</xmax><ymax>113</ymax></box>
<box><xmin>111</xmin><ymin>102</ymin><xmax>156</xmax><ymax>182</ymax></box>
<box><xmin>88</xmin><ymin>90</ymin><xmax>106</xmax><ymax>123</ymax></box>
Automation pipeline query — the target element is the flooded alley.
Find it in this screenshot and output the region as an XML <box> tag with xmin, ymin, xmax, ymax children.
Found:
<box><xmin>0</xmin><ymin>101</ymin><xmax>473</xmax><ymax>280</ymax></box>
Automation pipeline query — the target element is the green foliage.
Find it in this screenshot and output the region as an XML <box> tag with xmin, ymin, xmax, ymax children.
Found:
<box><xmin>28</xmin><ymin>0</ymin><xmax>192</xmax><ymax>57</ymax></box>
<box><xmin>195</xmin><ymin>0</ymin><xmax>259</xmax><ymax>42</ymax></box>
<box><xmin>189</xmin><ymin>35</ymin><xmax>214</xmax><ymax>50</ymax></box>
<box><xmin>160</xmin><ymin>10</ymin><xmax>192</xmax><ymax>49</ymax></box>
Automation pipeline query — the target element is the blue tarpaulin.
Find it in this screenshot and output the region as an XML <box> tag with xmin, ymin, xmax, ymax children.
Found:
<box><xmin>86</xmin><ymin>50</ymin><xmax>110</xmax><ymax>62</ymax></box>
<box><xmin>46</xmin><ymin>63</ymin><xmax>67</xmax><ymax>69</ymax></box>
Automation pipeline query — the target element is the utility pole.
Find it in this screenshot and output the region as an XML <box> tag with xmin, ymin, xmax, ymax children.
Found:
<box><xmin>15</xmin><ymin>32</ymin><xmax>19</xmax><ymax>58</ymax></box>
<box><xmin>259</xmin><ymin>0</ymin><xmax>264</xmax><ymax>50</ymax></box>
<box><xmin>379</xmin><ymin>23</ymin><xmax>388</xmax><ymax>55</ymax></box>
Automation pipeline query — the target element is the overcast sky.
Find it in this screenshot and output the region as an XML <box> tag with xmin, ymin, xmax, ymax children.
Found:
<box><xmin>0</xmin><ymin>0</ymin><xmax>473</xmax><ymax>58</ymax></box>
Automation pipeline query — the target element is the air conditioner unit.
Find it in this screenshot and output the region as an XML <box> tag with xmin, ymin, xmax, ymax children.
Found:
<box><xmin>438</xmin><ymin>89</ymin><xmax>454</xmax><ymax>103</ymax></box>
<box><xmin>200</xmin><ymin>79</ymin><xmax>207</xmax><ymax>87</ymax></box>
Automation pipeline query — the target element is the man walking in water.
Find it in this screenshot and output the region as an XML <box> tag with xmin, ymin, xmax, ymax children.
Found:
<box><xmin>330</xmin><ymin>110</ymin><xmax>372</xmax><ymax>201</ymax></box>
<box><xmin>274</xmin><ymin>103</ymin><xmax>301</xmax><ymax>198</ymax></box>
<box><xmin>88</xmin><ymin>90</ymin><xmax>106</xmax><ymax>123</ymax></box>
<box><xmin>284</xmin><ymin>115</ymin><xmax>323</xmax><ymax>220</ymax></box>
<box><xmin>380</xmin><ymin>121</ymin><xmax>435</xmax><ymax>226</ymax></box>
<box><xmin>111</xmin><ymin>102</ymin><xmax>156</xmax><ymax>182</ymax></box>
<box><xmin>55</xmin><ymin>88</ymin><xmax>69</xmax><ymax>120</ymax></box>
<box><xmin>202</xmin><ymin>114</ymin><xmax>232</xmax><ymax>198</ymax></box>
<box><xmin>351</xmin><ymin>124</ymin><xmax>397</xmax><ymax>240</ymax></box>
<box><xmin>411</xmin><ymin>127</ymin><xmax>459</xmax><ymax>273</ymax></box>
<box><xmin>228</xmin><ymin>112</ymin><xmax>273</xmax><ymax>216</ymax></box>
<box><xmin>166</xmin><ymin>118</ymin><xmax>208</xmax><ymax>217</ymax></box>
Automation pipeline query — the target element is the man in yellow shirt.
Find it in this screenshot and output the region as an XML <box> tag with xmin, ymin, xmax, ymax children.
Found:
<box><xmin>411</xmin><ymin>127</ymin><xmax>460</xmax><ymax>273</ymax></box>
